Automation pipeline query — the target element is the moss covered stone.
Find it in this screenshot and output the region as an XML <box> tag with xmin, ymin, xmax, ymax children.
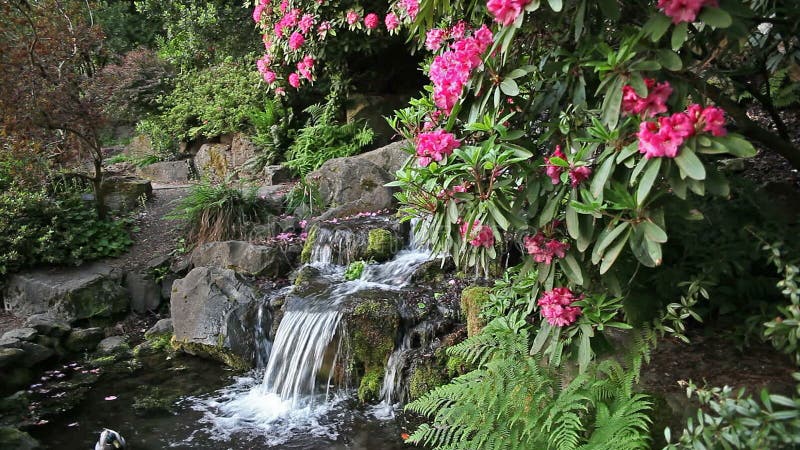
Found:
<box><xmin>460</xmin><ymin>286</ymin><xmax>491</xmax><ymax>337</ymax></box>
<box><xmin>170</xmin><ymin>336</ymin><xmax>250</xmax><ymax>371</ymax></box>
<box><xmin>133</xmin><ymin>333</ymin><xmax>173</xmax><ymax>357</ymax></box>
<box><xmin>364</xmin><ymin>228</ymin><xmax>399</xmax><ymax>262</ymax></box>
<box><xmin>0</xmin><ymin>426</ymin><xmax>39</xmax><ymax>450</ymax></box>
<box><xmin>357</xmin><ymin>367</ymin><xmax>383</xmax><ymax>403</ymax></box>
<box><xmin>300</xmin><ymin>225</ymin><xmax>319</xmax><ymax>263</ymax></box>
<box><xmin>408</xmin><ymin>364</ymin><xmax>447</xmax><ymax>401</ymax></box>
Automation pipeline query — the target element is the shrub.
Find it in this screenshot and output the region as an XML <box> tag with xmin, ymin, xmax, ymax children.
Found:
<box><xmin>167</xmin><ymin>179</ymin><xmax>273</xmax><ymax>245</ymax></box>
<box><xmin>0</xmin><ymin>189</ymin><xmax>132</xmax><ymax>275</ymax></box>
<box><xmin>284</xmin><ymin>177</ymin><xmax>323</xmax><ymax>218</ymax></box>
<box><xmin>244</xmin><ymin>98</ymin><xmax>296</xmax><ymax>174</ymax></box>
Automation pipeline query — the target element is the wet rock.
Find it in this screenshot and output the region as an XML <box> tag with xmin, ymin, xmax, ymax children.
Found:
<box><xmin>0</xmin><ymin>426</ymin><xmax>40</xmax><ymax>449</ymax></box>
<box><xmin>460</xmin><ymin>286</ymin><xmax>491</xmax><ymax>337</ymax></box>
<box><xmin>136</xmin><ymin>160</ymin><xmax>192</xmax><ymax>183</ymax></box>
<box><xmin>3</xmin><ymin>263</ymin><xmax>128</xmax><ymax>323</ymax></box>
<box><xmin>411</xmin><ymin>257</ymin><xmax>455</xmax><ymax>283</ymax></box>
<box><xmin>301</xmin><ymin>218</ymin><xmax>405</xmax><ymax>265</ymax></box>
<box><xmin>194</xmin><ymin>143</ymin><xmax>232</xmax><ymax>180</ymax></box>
<box><xmin>18</xmin><ymin>342</ymin><xmax>54</xmax><ymax>367</ymax></box>
<box><xmin>408</xmin><ymin>362</ymin><xmax>448</xmax><ymax>401</ymax></box>
<box><xmin>350</xmin><ymin>139</ymin><xmax>410</xmax><ymax>175</ymax></box>
<box><xmin>0</xmin><ymin>348</ymin><xmax>25</xmax><ymax>368</ymax></box>
<box><xmin>145</xmin><ymin>319</ymin><xmax>174</xmax><ymax>339</ymax></box>
<box><xmin>125</xmin><ymin>271</ymin><xmax>162</xmax><ymax>314</ymax></box>
<box><xmin>190</xmin><ymin>241</ymin><xmax>292</xmax><ymax>277</ymax></box>
<box><xmin>0</xmin><ymin>336</ymin><xmax>20</xmax><ymax>348</ymax></box>
<box><xmin>97</xmin><ymin>336</ymin><xmax>129</xmax><ymax>355</ymax></box>
<box><xmin>263</xmin><ymin>165</ymin><xmax>292</xmax><ymax>185</ymax></box>
<box><xmin>1</xmin><ymin>328</ymin><xmax>37</xmax><ymax>342</ymax></box>
<box><xmin>23</xmin><ymin>314</ymin><xmax>71</xmax><ymax>338</ymax></box>
<box><xmin>170</xmin><ymin>267</ymin><xmax>259</xmax><ymax>369</ymax></box>
<box><xmin>64</xmin><ymin>327</ymin><xmax>105</xmax><ymax>353</ymax></box>
<box><xmin>100</xmin><ymin>176</ymin><xmax>153</xmax><ymax>212</ymax></box>
<box><xmin>133</xmin><ymin>334</ymin><xmax>173</xmax><ymax>357</ymax></box>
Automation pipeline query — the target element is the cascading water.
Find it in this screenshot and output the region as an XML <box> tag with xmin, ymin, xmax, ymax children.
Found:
<box><xmin>190</xmin><ymin>221</ymin><xmax>432</xmax><ymax>446</ymax></box>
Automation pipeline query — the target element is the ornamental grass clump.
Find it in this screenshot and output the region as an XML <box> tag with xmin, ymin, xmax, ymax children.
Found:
<box><xmin>168</xmin><ymin>180</ymin><xmax>272</xmax><ymax>245</ymax></box>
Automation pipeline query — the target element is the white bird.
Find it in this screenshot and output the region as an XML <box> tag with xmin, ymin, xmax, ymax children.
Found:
<box><xmin>95</xmin><ymin>428</ymin><xmax>126</xmax><ymax>450</ymax></box>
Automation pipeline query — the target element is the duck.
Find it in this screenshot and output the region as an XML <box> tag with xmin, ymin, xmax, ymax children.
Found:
<box><xmin>95</xmin><ymin>428</ymin><xmax>126</xmax><ymax>450</ymax></box>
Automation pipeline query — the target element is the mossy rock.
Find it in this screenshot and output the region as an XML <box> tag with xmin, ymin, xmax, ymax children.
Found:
<box><xmin>300</xmin><ymin>225</ymin><xmax>319</xmax><ymax>263</ymax></box>
<box><xmin>364</xmin><ymin>228</ymin><xmax>400</xmax><ymax>262</ymax></box>
<box><xmin>170</xmin><ymin>336</ymin><xmax>250</xmax><ymax>371</ymax></box>
<box><xmin>133</xmin><ymin>333</ymin><xmax>174</xmax><ymax>357</ymax></box>
<box><xmin>408</xmin><ymin>364</ymin><xmax>447</xmax><ymax>401</ymax></box>
<box><xmin>0</xmin><ymin>426</ymin><xmax>39</xmax><ymax>449</ymax></box>
<box><xmin>357</xmin><ymin>368</ymin><xmax>383</xmax><ymax>403</ymax></box>
<box><xmin>460</xmin><ymin>286</ymin><xmax>491</xmax><ymax>337</ymax></box>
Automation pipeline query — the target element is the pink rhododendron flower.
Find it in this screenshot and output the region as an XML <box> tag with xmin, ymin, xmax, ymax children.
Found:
<box><xmin>253</xmin><ymin>0</ymin><xmax>269</xmax><ymax>22</ymax></box>
<box><xmin>364</xmin><ymin>13</ymin><xmax>380</xmax><ymax>29</ymax></box>
<box><xmin>487</xmin><ymin>0</ymin><xmax>532</xmax><ymax>26</ymax></box>
<box><xmin>544</xmin><ymin>145</ymin><xmax>567</xmax><ymax>185</ymax></box>
<box><xmin>450</xmin><ymin>21</ymin><xmax>468</xmax><ymax>40</ymax></box>
<box><xmin>346</xmin><ymin>10</ymin><xmax>360</xmax><ymax>25</ymax></box>
<box><xmin>701</xmin><ymin>105</ymin><xmax>726</xmax><ymax>136</ymax></box>
<box><xmin>524</xmin><ymin>232</ymin><xmax>569</xmax><ymax>264</ymax></box>
<box><xmin>621</xmin><ymin>79</ymin><xmax>673</xmax><ymax>118</ymax></box>
<box><xmin>426</xmin><ymin>28</ymin><xmax>447</xmax><ymax>51</ymax></box>
<box><xmin>263</xmin><ymin>70</ymin><xmax>277</xmax><ymax>84</ymax></box>
<box><xmin>415</xmin><ymin>129</ymin><xmax>461</xmax><ymax>166</ymax></box>
<box><xmin>569</xmin><ymin>165</ymin><xmax>592</xmax><ymax>187</ymax></box>
<box><xmin>288</xmin><ymin>72</ymin><xmax>301</xmax><ymax>88</ymax></box>
<box><xmin>317</xmin><ymin>21</ymin><xmax>331</xmax><ymax>37</ymax></box>
<box><xmin>298</xmin><ymin>14</ymin><xmax>316</xmax><ymax>34</ymax></box>
<box><xmin>538</xmin><ymin>287</ymin><xmax>583</xmax><ymax>326</ymax></box>
<box><xmin>288</xmin><ymin>32</ymin><xmax>305</xmax><ymax>50</ymax></box>
<box><xmin>385</xmin><ymin>13</ymin><xmax>399</xmax><ymax>30</ymax></box>
<box><xmin>275</xmin><ymin>87</ymin><xmax>286</xmax><ymax>96</ymax></box>
<box><xmin>460</xmin><ymin>220</ymin><xmax>495</xmax><ymax>248</ymax></box>
<box><xmin>637</xmin><ymin>117</ymin><xmax>684</xmax><ymax>158</ymax></box>
<box><xmin>400</xmin><ymin>0</ymin><xmax>419</xmax><ymax>20</ymax></box>
<box><xmin>657</xmin><ymin>0</ymin><xmax>717</xmax><ymax>24</ymax></box>
<box><xmin>428</xmin><ymin>25</ymin><xmax>493</xmax><ymax>113</ymax></box>
<box><xmin>279</xmin><ymin>0</ymin><xmax>289</xmax><ymax>13</ymax></box>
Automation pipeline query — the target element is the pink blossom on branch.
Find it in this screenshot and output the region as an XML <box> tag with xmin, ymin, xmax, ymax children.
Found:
<box><xmin>487</xmin><ymin>0</ymin><xmax>532</xmax><ymax>26</ymax></box>
<box><xmin>426</xmin><ymin>28</ymin><xmax>448</xmax><ymax>51</ymax></box>
<box><xmin>364</xmin><ymin>13</ymin><xmax>380</xmax><ymax>29</ymax></box>
<box><xmin>544</xmin><ymin>145</ymin><xmax>567</xmax><ymax>185</ymax></box>
<box><xmin>538</xmin><ymin>287</ymin><xmax>583</xmax><ymax>327</ymax></box>
<box><xmin>288</xmin><ymin>32</ymin><xmax>305</xmax><ymax>50</ymax></box>
<box><xmin>288</xmin><ymin>72</ymin><xmax>301</xmax><ymax>88</ymax></box>
<box><xmin>428</xmin><ymin>25</ymin><xmax>493</xmax><ymax>114</ymax></box>
<box><xmin>346</xmin><ymin>10</ymin><xmax>360</xmax><ymax>25</ymax></box>
<box><xmin>400</xmin><ymin>0</ymin><xmax>420</xmax><ymax>20</ymax></box>
<box><xmin>415</xmin><ymin>129</ymin><xmax>461</xmax><ymax>166</ymax></box>
<box><xmin>385</xmin><ymin>13</ymin><xmax>400</xmax><ymax>31</ymax></box>
<box><xmin>621</xmin><ymin>78</ymin><xmax>673</xmax><ymax>118</ymax></box>
<box><xmin>569</xmin><ymin>165</ymin><xmax>592</xmax><ymax>187</ymax></box>
<box><xmin>657</xmin><ymin>0</ymin><xmax>718</xmax><ymax>24</ymax></box>
<box><xmin>524</xmin><ymin>232</ymin><xmax>569</xmax><ymax>264</ymax></box>
<box><xmin>460</xmin><ymin>221</ymin><xmax>495</xmax><ymax>248</ymax></box>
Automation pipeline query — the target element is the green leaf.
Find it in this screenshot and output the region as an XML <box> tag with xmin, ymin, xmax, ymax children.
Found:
<box><xmin>637</xmin><ymin>157</ymin><xmax>662</xmax><ymax>206</ymax></box>
<box><xmin>547</xmin><ymin>0</ymin><xmax>562</xmax><ymax>12</ymax></box>
<box><xmin>566</xmin><ymin>204</ymin><xmax>580</xmax><ymax>240</ymax></box>
<box><xmin>592</xmin><ymin>222</ymin><xmax>629</xmax><ymax>265</ymax></box>
<box><xmin>500</xmin><ymin>78</ymin><xmax>520</xmax><ymax>96</ymax></box>
<box><xmin>446</xmin><ymin>200</ymin><xmax>459</xmax><ymax>224</ymax></box>
<box><xmin>600</xmin><ymin>228</ymin><xmax>630</xmax><ymax>274</ymax></box>
<box><xmin>506</xmin><ymin>68</ymin><xmax>527</xmax><ymax>79</ymax></box>
<box><xmin>598</xmin><ymin>0</ymin><xmax>620</xmax><ymax>21</ymax></box>
<box><xmin>602</xmin><ymin>76</ymin><xmax>625</xmax><ymax>130</ymax></box>
<box><xmin>674</xmin><ymin>147</ymin><xmax>707</xmax><ymax>180</ymax></box>
<box><xmin>577</xmin><ymin>325</ymin><xmax>592</xmax><ymax>373</ymax></box>
<box><xmin>577</xmin><ymin>214</ymin><xmax>594</xmax><ymax>252</ymax></box>
<box><xmin>671</xmin><ymin>22</ymin><xmax>689</xmax><ymax>51</ymax></box>
<box><xmin>531</xmin><ymin>322</ymin><xmax>552</xmax><ymax>355</ymax></box>
<box><xmin>644</xmin><ymin>14</ymin><xmax>671</xmax><ymax>42</ymax></box>
<box><xmin>488</xmin><ymin>202</ymin><xmax>510</xmax><ymax>230</ymax></box>
<box><xmin>590</xmin><ymin>155</ymin><xmax>616</xmax><ymax>198</ymax></box>
<box><xmin>699</xmin><ymin>7</ymin><xmax>732</xmax><ymax>28</ymax></box>
<box><xmin>657</xmin><ymin>49</ymin><xmax>683</xmax><ymax>71</ymax></box>
<box><xmin>641</xmin><ymin>221</ymin><xmax>668</xmax><ymax>243</ymax></box>
<box><xmin>715</xmin><ymin>134</ymin><xmax>757</xmax><ymax>157</ymax></box>
<box><xmin>559</xmin><ymin>253</ymin><xmax>584</xmax><ymax>285</ymax></box>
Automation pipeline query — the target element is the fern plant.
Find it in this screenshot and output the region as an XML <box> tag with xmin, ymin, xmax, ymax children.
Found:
<box><xmin>284</xmin><ymin>95</ymin><xmax>374</xmax><ymax>177</ymax></box>
<box><xmin>245</xmin><ymin>98</ymin><xmax>295</xmax><ymax>174</ymax></box>
<box><xmin>405</xmin><ymin>316</ymin><xmax>652</xmax><ymax>450</ymax></box>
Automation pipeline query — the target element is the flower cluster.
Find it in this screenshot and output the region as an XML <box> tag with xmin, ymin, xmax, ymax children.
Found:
<box><xmin>544</xmin><ymin>146</ymin><xmax>592</xmax><ymax>187</ymax></box>
<box><xmin>621</xmin><ymin>78</ymin><xmax>672</xmax><ymax>118</ymax></box>
<box><xmin>538</xmin><ymin>287</ymin><xmax>583</xmax><ymax>327</ymax></box>
<box><xmin>637</xmin><ymin>104</ymin><xmax>727</xmax><ymax>158</ymax></box>
<box><xmin>460</xmin><ymin>220</ymin><xmax>495</xmax><ymax>248</ymax></box>
<box><xmin>524</xmin><ymin>232</ymin><xmax>569</xmax><ymax>264</ymax></box>
<box><xmin>428</xmin><ymin>25</ymin><xmax>493</xmax><ymax>113</ymax></box>
<box><xmin>487</xmin><ymin>0</ymin><xmax>532</xmax><ymax>26</ymax></box>
<box><xmin>657</xmin><ymin>0</ymin><xmax>718</xmax><ymax>24</ymax></box>
<box><xmin>398</xmin><ymin>0</ymin><xmax>419</xmax><ymax>21</ymax></box>
<box><xmin>416</xmin><ymin>129</ymin><xmax>461</xmax><ymax>166</ymax></box>
<box><xmin>437</xmin><ymin>183</ymin><xmax>469</xmax><ymax>200</ymax></box>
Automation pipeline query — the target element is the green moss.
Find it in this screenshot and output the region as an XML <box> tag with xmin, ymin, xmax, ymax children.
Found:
<box><xmin>357</xmin><ymin>368</ymin><xmax>383</xmax><ymax>403</ymax></box>
<box><xmin>365</xmin><ymin>228</ymin><xmax>399</xmax><ymax>262</ymax></box>
<box><xmin>170</xmin><ymin>336</ymin><xmax>250</xmax><ymax>371</ymax></box>
<box><xmin>446</xmin><ymin>355</ymin><xmax>470</xmax><ymax>377</ymax></box>
<box><xmin>460</xmin><ymin>286</ymin><xmax>492</xmax><ymax>337</ymax></box>
<box><xmin>408</xmin><ymin>365</ymin><xmax>447</xmax><ymax>401</ymax></box>
<box><xmin>300</xmin><ymin>225</ymin><xmax>319</xmax><ymax>263</ymax></box>
<box><xmin>90</xmin><ymin>355</ymin><xmax>119</xmax><ymax>367</ymax></box>
<box><xmin>133</xmin><ymin>333</ymin><xmax>173</xmax><ymax>357</ymax></box>
<box><xmin>0</xmin><ymin>426</ymin><xmax>39</xmax><ymax>450</ymax></box>
<box><xmin>347</xmin><ymin>298</ymin><xmax>399</xmax><ymax>401</ymax></box>
<box><xmin>344</xmin><ymin>260</ymin><xmax>366</xmax><ymax>281</ymax></box>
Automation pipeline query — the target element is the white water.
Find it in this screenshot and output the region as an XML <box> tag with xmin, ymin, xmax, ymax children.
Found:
<box><xmin>191</xmin><ymin>228</ymin><xmax>431</xmax><ymax>445</ymax></box>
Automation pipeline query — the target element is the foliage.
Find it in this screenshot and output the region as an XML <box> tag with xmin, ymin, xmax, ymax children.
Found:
<box><xmin>95</xmin><ymin>0</ymin><xmax>161</xmax><ymax>56</ymax></box>
<box><xmin>89</xmin><ymin>48</ymin><xmax>175</xmax><ymax>124</ymax></box>
<box><xmin>0</xmin><ymin>188</ymin><xmax>132</xmax><ymax>275</ymax></box>
<box><xmin>167</xmin><ymin>179</ymin><xmax>273</xmax><ymax>245</ymax></box>
<box><xmin>761</xmin><ymin>241</ymin><xmax>800</xmax><ymax>365</ymax></box>
<box><xmin>284</xmin><ymin>177</ymin><xmax>323</xmax><ymax>218</ymax></box>
<box><xmin>284</xmin><ymin>96</ymin><xmax>375</xmax><ymax>176</ymax></box>
<box><xmin>134</xmin><ymin>118</ymin><xmax>179</xmax><ymax>158</ymax></box>
<box><xmin>151</xmin><ymin>59</ymin><xmax>270</xmax><ymax>142</ymax></box>
<box><xmin>406</xmin><ymin>316</ymin><xmax>652</xmax><ymax>449</ymax></box>
<box><xmin>663</xmin><ymin>379</ymin><xmax>800</xmax><ymax>450</ymax></box>
<box><xmin>134</xmin><ymin>0</ymin><xmax>257</xmax><ymax>70</ymax></box>
<box><xmin>244</xmin><ymin>98</ymin><xmax>296</xmax><ymax>173</ymax></box>
<box><xmin>345</xmin><ymin>260</ymin><xmax>367</xmax><ymax>280</ymax></box>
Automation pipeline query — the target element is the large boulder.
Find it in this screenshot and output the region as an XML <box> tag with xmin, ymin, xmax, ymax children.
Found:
<box><xmin>170</xmin><ymin>267</ymin><xmax>260</xmax><ymax>369</ymax></box>
<box><xmin>100</xmin><ymin>176</ymin><xmax>153</xmax><ymax>212</ymax></box>
<box><xmin>190</xmin><ymin>241</ymin><xmax>293</xmax><ymax>277</ymax></box>
<box><xmin>3</xmin><ymin>263</ymin><xmax>129</xmax><ymax>323</ymax></box>
<box><xmin>194</xmin><ymin>143</ymin><xmax>232</xmax><ymax>180</ymax></box>
<box><xmin>346</xmin><ymin>95</ymin><xmax>411</xmax><ymax>146</ymax></box>
<box><xmin>136</xmin><ymin>160</ymin><xmax>192</xmax><ymax>183</ymax></box>
<box><xmin>124</xmin><ymin>134</ymin><xmax>153</xmax><ymax>158</ymax></box>
<box><xmin>300</xmin><ymin>216</ymin><xmax>405</xmax><ymax>265</ymax></box>
<box><xmin>124</xmin><ymin>272</ymin><xmax>162</xmax><ymax>314</ymax></box>
<box><xmin>307</xmin><ymin>141</ymin><xmax>409</xmax><ymax>219</ymax></box>
<box><xmin>230</xmin><ymin>133</ymin><xmax>258</xmax><ymax>170</ymax></box>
